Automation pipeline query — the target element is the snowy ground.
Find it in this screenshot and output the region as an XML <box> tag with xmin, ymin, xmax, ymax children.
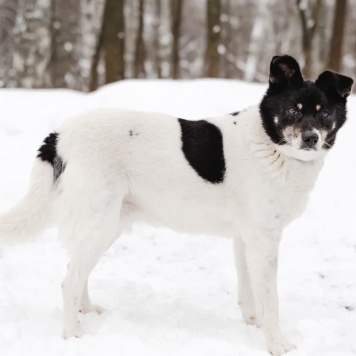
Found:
<box><xmin>0</xmin><ymin>79</ymin><xmax>355</xmax><ymax>356</ymax></box>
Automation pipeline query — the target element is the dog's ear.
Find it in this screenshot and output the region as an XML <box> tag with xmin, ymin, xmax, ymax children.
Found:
<box><xmin>315</xmin><ymin>70</ymin><xmax>354</xmax><ymax>100</ymax></box>
<box><xmin>268</xmin><ymin>55</ymin><xmax>303</xmax><ymax>91</ymax></box>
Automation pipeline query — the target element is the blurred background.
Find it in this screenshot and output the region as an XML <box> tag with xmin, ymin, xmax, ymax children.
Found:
<box><xmin>0</xmin><ymin>0</ymin><xmax>354</xmax><ymax>92</ymax></box>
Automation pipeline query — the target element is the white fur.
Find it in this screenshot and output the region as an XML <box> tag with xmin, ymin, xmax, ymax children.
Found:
<box><xmin>0</xmin><ymin>160</ymin><xmax>54</xmax><ymax>244</ymax></box>
<box><xmin>0</xmin><ymin>105</ymin><xmax>327</xmax><ymax>355</ymax></box>
<box><xmin>280</xmin><ymin>126</ymin><xmax>326</xmax><ymax>162</ymax></box>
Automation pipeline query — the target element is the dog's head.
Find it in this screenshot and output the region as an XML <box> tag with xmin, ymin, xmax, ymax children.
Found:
<box><xmin>260</xmin><ymin>55</ymin><xmax>354</xmax><ymax>161</ymax></box>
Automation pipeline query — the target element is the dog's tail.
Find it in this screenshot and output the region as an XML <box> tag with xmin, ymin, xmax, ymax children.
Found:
<box><xmin>0</xmin><ymin>157</ymin><xmax>55</xmax><ymax>246</ymax></box>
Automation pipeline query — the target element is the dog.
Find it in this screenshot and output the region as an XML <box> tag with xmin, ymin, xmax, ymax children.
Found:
<box><xmin>0</xmin><ymin>55</ymin><xmax>353</xmax><ymax>355</ymax></box>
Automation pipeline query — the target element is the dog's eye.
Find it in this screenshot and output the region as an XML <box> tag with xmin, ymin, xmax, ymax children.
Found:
<box><xmin>320</xmin><ymin>110</ymin><xmax>330</xmax><ymax>118</ymax></box>
<box><xmin>288</xmin><ymin>107</ymin><xmax>297</xmax><ymax>114</ymax></box>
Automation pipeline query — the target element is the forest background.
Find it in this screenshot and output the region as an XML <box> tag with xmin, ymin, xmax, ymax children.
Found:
<box><xmin>0</xmin><ymin>0</ymin><xmax>353</xmax><ymax>92</ymax></box>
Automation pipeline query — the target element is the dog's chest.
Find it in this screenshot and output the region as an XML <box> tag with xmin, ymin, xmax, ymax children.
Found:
<box><xmin>282</xmin><ymin>161</ymin><xmax>322</xmax><ymax>224</ymax></box>
<box><xmin>243</xmin><ymin>156</ymin><xmax>323</xmax><ymax>229</ymax></box>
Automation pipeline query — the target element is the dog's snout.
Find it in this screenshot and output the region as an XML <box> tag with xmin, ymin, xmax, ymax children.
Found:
<box><xmin>301</xmin><ymin>131</ymin><xmax>319</xmax><ymax>149</ymax></box>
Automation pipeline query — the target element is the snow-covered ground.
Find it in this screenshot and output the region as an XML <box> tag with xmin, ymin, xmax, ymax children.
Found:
<box><xmin>0</xmin><ymin>79</ymin><xmax>355</xmax><ymax>356</ymax></box>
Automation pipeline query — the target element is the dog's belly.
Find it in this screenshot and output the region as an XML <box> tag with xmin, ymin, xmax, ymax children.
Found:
<box><xmin>124</xmin><ymin>192</ymin><xmax>235</xmax><ymax>237</ymax></box>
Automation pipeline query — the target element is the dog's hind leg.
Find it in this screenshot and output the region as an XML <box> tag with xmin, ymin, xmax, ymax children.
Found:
<box><xmin>61</xmin><ymin>195</ymin><xmax>124</xmax><ymax>339</ymax></box>
<box><xmin>79</xmin><ymin>282</ymin><xmax>105</xmax><ymax>314</ymax></box>
<box><xmin>62</xmin><ymin>265</ymin><xmax>104</xmax><ymax>315</ymax></box>
<box><xmin>62</xmin><ymin>225</ymin><xmax>121</xmax><ymax>338</ymax></box>
<box><xmin>233</xmin><ymin>237</ymin><xmax>259</xmax><ymax>326</ymax></box>
<box><xmin>77</xmin><ymin>201</ymin><xmax>137</xmax><ymax>316</ymax></box>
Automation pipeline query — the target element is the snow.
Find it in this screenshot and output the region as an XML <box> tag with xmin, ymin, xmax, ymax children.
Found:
<box><xmin>0</xmin><ymin>79</ymin><xmax>355</xmax><ymax>356</ymax></box>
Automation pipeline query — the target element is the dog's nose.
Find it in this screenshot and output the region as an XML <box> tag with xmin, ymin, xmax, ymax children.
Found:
<box><xmin>301</xmin><ymin>131</ymin><xmax>319</xmax><ymax>148</ymax></box>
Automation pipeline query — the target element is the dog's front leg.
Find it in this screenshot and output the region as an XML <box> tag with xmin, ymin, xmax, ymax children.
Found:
<box><xmin>243</xmin><ymin>230</ymin><xmax>295</xmax><ymax>356</ymax></box>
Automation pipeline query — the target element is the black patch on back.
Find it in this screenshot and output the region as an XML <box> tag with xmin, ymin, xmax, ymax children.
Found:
<box><xmin>37</xmin><ymin>132</ymin><xmax>66</xmax><ymax>180</ymax></box>
<box><xmin>178</xmin><ymin>118</ymin><xmax>225</xmax><ymax>184</ymax></box>
<box><xmin>230</xmin><ymin>111</ymin><xmax>240</xmax><ymax>116</ymax></box>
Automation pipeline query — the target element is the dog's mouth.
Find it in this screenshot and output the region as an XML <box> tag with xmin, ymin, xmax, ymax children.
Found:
<box><xmin>276</xmin><ymin>128</ymin><xmax>326</xmax><ymax>161</ymax></box>
<box><xmin>300</xmin><ymin>146</ymin><xmax>317</xmax><ymax>151</ymax></box>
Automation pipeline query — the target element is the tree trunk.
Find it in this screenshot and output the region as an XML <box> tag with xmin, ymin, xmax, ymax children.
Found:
<box><xmin>102</xmin><ymin>0</ymin><xmax>125</xmax><ymax>83</ymax></box>
<box><xmin>78</xmin><ymin>0</ymin><xmax>105</xmax><ymax>91</ymax></box>
<box><xmin>295</xmin><ymin>0</ymin><xmax>323</xmax><ymax>79</ymax></box>
<box><xmin>158</xmin><ymin>0</ymin><xmax>171</xmax><ymax>78</ymax></box>
<box><xmin>327</xmin><ymin>0</ymin><xmax>347</xmax><ymax>71</ymax></box>
<box><xmin>0</xmin><ymin>0</ymin><xmax>19</xmax><ymax>87</ymax></box>
<box><xmin>50</xmin><ymin>0</ymin><xmax>81</xmax><ymax>89</ymax></box>
<box><xmin>316</xmin><ymin>2</ymin><xmax>328</xmax><ymax>72</ymax></box>
<box><xmin>153</xmin><ymin>0</ymin><xmax>162</xmax><ymax>78</ymax></box>
<box><xmin>220</xmin><ymin>0</ymin><xmax>232</xmax><ymax>78</ymax></box>
<box><xmin>205</xmin><ymin>0</ymin><xmax>221</xmax><ymax>78</ymax></box>
<box><xmin>244</xmin><ymin>1</ymin><xmax>268</xmax><ymax>82</ymax></box>
<box><xmin>13</xmin><ymin>0</ymin><xmax>53</xmax><ymax>88</ymax></box>
<box><xmin>89</xmin><ymin>23</ymin><xmax>104</xmax><ymax>91</ymax></box>
<box><xmin>170</xmin><ymin>0</ymin><xmax>183</xmax><ymax>79</ymax></box>
<box><xmin>134</xmin><ymin>0</ymin><xmax>146</xmax><ymax>78</ymax></box>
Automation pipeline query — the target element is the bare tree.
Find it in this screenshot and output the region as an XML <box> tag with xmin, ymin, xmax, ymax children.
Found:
<box><xmin>50</xmin><ymin>0</ymin><xmax>80</xmax><ymax>89</ymax></box>
<box><xmin>220</xmin><ymin>0</ymin><xmax>232</xmax><ymax>78</ymax></box>
<box><xmin>134</xmin><ymin>0</ymin><xmax>146</xmax><ymax>78</ymax></box>
<box><xmin>0</xmin><ymin>0</ymin><xmax>19</xmax><ymax>87</ymax></box>
<box><xmin>328</xmin><ymin>0</ymin><xmax>347</xmax><ymax>72</ymax></box>
<box><xmin>157</xmin><ymin>0</ymin><xmax>172</xmax><ymax>78</ymax></box>
<box><xmin>103</xmin><ymin>0</ymin><xmax>125</xmax><ymax>84</ymax></box>
<box><xmin>295</xmin><ymin>0</ymin><xmax>323</xmax><ymax>79</ymax></box>
<box><xmin>13</xmin><ymin>0</ymin><xmax>53</xmax><ymax>88</ymax></box>
<box><xmin>205</xmin><ymin>0</ymin><xmax>221</xmax><ymax>77</ymax></box>
<box><xmin>244</xmin><ymin>2</ymin><xmax>268</xmax><ymax>82</ymax></box>
<box><xmin>170</xmin><ymin>0</ymin><xmax>183</xmax><ymax>79</ymax></box>
<box><xmin>78</xmin><ymin>0</ymin><xmax>105</xmax><ymax>91</ymax></box>
<box><xmin>153</xmin><ymin>0</ymin><xmax>162</xmax><ymax>78</ymax></box>
<box><xmin>315</xmin><ymin>2</ymin><xmax>328</xmax><ymax>70</ymax></box>
<box><xmin>89</xmin><ymin>22</ymin><xmax>104</xmax><ymax>91</ymax></box>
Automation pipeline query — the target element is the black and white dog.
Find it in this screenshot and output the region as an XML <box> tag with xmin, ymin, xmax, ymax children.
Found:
<box><xmin>0</xmin><ymin>55</ymin><xmax>353</xmax><ymax>355</ymax></box>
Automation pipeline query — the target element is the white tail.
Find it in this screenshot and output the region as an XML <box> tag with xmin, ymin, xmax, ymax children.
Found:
<box><xmin>0</xmin><ymin>159</ymin><xmax>54</xmax><ymax>245</ymax></box>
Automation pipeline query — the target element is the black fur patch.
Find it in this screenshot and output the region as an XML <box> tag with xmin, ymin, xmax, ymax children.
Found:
<box><xmin>37</xmin><ymin>132</ymin><xmax>58</xmax><ymax>164</ymax></box>
<box><xmin>178</xmin><ymin>118</ymin><xmax>225</xmax><ymax>184</ymax></box>
<box><xmin>230</xmin><ymin>111</ymin><xmax>240</xmax><ymax>116</ymax></box>
<box><xmin>37</xmin><ymin>132</ymin><xmax>66</xmax><ymax>180</ymax></box>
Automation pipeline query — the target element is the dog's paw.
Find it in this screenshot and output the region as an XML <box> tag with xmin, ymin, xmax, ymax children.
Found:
<box><xmin>79</xmin><ymin>304</ymin><xmax>105</xmax><ymax>315</ymax></box>
<box><xmin>243</xmin><ymin>313</ymin><xmax>261</xmax><ymax>327</ymax></box>
<box><xmin>63</xmin><ymin>322</ymin><xmax>83</xmax><ymax>339</ymax></box>
<box><xmin>267</xmin><ymin>338</ymin><xmax>296</xmax><ymax>356</ymax></box>
<box><xmin>239</xmin><ymin>301</ymin><xmax>261</xmax><ymax>327</ymax></box>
